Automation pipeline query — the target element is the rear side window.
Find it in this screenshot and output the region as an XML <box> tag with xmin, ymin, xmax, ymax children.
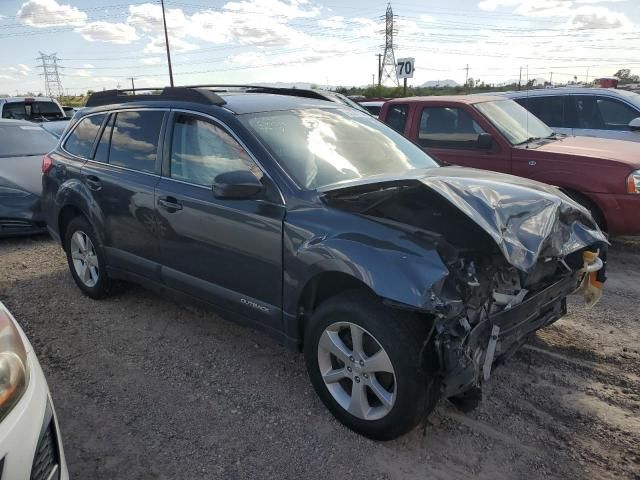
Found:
<box><xmin>63</xmin><ymin>114</ymin><xmax>107</xmax><ymax>158</ymax></box>
<box><xmin>93</xmin><ymin>114</ymin><xmax>114</xmax><ymax>163</ymax></box>
<box><xmin>384</xmin><ymin>104</ymin><xmax>408</xmax><ymax>133</ymax></box>
<box><xmin>109</xmin><ymin>110</ymin><xmax>164</xmax><ymax>173</ymax></box>
<box><xmin>170</xmin><ymin>114</ymin><xmax>260</xmax><ymax>186</ymax></box>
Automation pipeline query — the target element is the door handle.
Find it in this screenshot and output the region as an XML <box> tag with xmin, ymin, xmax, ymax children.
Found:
<box><xmin>85</xmin><ymin>174</ymin><xmax>102</xmax><ymax>190</ymax></box>
<box><xmin>528</xmin><ymin>160</ymin><xmax>537</xmax><ymax>166</ymax></box>
<box><xmin>158</xmin><ymin>196</ymin><xmax>183</xmax><ymax>211</ymax></box>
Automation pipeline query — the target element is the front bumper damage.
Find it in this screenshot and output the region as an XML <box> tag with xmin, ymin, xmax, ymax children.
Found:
<box><xmin>439</xmin><ymin>272</ymin><xmax>578</xmax><ymax>398</ymax></box>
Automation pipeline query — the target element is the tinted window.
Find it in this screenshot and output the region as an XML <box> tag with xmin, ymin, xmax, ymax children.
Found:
<box><xmin>519</xmin><ymin>96</ymin><xmax>564</xmax><ymax>127</ymax></box>
<box><xmin>242</xmin><ymin>108</ymin><xmax>438</xmax><ymax>190</ymax></box>
<box><xmin>109</xmin><ymin>111</ymin><xmax>164</xmax><ymax>173</ymax></box>
<box><xmin>596</xmin><ymin>97</ymin><xmax>638</xmax><ymax>130</ymax></box>
<box><xmin>170</xmin><ymin>115</ymin><xmax>260</xmax><ymax>186</ymax></box>
<box><xmin>418</xmin><ymin>107</ymin><xmax>486</xmax><ymax>149</ymax></box>
<box><xmin>64</xmin><ymin>114</ymin><xmax>107</xmax><ymax>158</ymax></box>
<box><xmin>93</xmin><ymin>114</ymin><xmax>114</xmax><ymax>163</ymax></box>
<box><xmin>0</xmin><ymin>124</ymin><xmax>57</xmax><ymax>157</ymax></box>
<box><xmin>384</xmin><ymin>104</ymin><xmax>408</xmax><ymax>133</ymax></box>
<box><xmin>2</xmin><ymin>101</ymin><xmax>64</xmax><ymax>120</ymax></box>
<box><xmin>574</xmin><ymin>96</ymin><xmax>602</xmax><ymax>129</ymax></box>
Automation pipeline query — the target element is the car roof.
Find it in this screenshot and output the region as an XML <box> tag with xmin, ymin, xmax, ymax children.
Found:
<box><xmin>494</xmin><ymin>87</ymin><xmax>633</xmax><ymax>98</ymax></box>
<box><xmin>386</xmin><ymin>95</ymin><xmax>506</xmax><ymax>105</ymax></box>
<box><xmin>0</xmin><ymin>96</ymin><xmax>56</xmax><ymax>103</ymax></box>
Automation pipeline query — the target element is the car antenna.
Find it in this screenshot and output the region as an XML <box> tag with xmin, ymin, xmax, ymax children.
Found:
<box><xmin>526</xmin><ymin>64</ymin><xmax>530</xmax><ymax>149</ymax></box>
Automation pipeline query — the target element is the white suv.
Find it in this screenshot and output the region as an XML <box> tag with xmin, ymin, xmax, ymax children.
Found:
<box><xmin>0</xmin><ymin>302</ymin><xmax>68</xmax><ymax>480</ymax></box>
<box><xmin>498</xmin><ymin>88</ymin><xmax>640</xmax><ymax>143</ymax></box>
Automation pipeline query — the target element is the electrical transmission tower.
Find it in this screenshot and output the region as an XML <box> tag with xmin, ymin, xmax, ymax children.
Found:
<box><xmin>37</xmin><ymin>52</ymin><xmax>65</xmax><ymax>98</ymax></box>
<box><xmin>379</xmin><ymin>3</ymin><xmax>399</xmax><ymax>87</ymax></box>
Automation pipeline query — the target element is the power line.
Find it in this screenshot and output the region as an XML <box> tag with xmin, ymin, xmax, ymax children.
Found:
<box><xmin>36</xmin><ymin>52</ymin><xmax>64</xmax><ymax>98</ymax></box>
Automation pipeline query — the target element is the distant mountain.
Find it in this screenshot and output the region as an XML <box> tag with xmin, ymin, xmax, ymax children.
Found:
<box><xmin>420</xmin><ymin>79</ymin><xmax>460</xmax><ymax>88</ymax></box>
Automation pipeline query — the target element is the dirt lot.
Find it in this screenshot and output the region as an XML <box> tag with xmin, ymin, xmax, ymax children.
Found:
<box><xmin>1</xmin><ymin>236</ymin><xmax>639</xmax><ymax>480</ymax></box>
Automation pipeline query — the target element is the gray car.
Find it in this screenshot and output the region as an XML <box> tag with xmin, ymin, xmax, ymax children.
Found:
<box><xmin>497</xmin><ymin>88</ymin><xmax>640</xmax><ymax>142</ymax></box>
<box><xmin>0</xmin><ymin>119</ymin><xmax>58</xmax><ymax>236</ymax></box>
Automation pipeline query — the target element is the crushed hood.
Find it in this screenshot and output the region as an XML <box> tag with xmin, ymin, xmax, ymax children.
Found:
<box><xmin>320</xmin><ymin>166</ymin><xmax>608</xmax><ymax>272</ymax></box>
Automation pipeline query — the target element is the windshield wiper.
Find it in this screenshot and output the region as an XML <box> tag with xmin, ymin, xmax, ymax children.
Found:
<box><xmin>515</xmin><ymin>136</ymin><xmax>541</xmax><ymax>146</ymax></box>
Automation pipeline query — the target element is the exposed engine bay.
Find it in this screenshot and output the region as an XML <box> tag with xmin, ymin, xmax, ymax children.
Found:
<box><xmin>322</xmin><ymin>168</ymin><xmax>608</xmax><ymax>404</ymax></box>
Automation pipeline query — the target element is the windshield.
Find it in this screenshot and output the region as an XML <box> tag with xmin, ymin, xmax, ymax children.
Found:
<box><xmin>475</xmin><ymin>99</ymin><xmax>554</xmax><ymax>145</ymax></box>
<box><xmin>242</xmin><ymin>108</ymin><xmax>439</xmax><ymax>189</ymax></box>
<box><xmin>2</xmin><ymin>101</ymin><xmax>65</xmax><ymax>121</ymax></box>
<box><xmin>0</xmin><ymin>124</ymin><xmax>57</xmax><ymax>157</ymax></box>
<box><xmin>329</xmin><ymin>93</ymin><xmax>371</xmax><ymax>115</ymax></box>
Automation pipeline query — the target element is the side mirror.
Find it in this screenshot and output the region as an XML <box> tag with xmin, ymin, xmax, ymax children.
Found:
<box><xmin>213</xmin><ymin>170</ymin><xmax>263</xmax><ymax>199</ymax></box>
<box><xmin>477</xmin><ymin>133</ymin><xmax>493</xmax><ymax>150</ymax></box>
<box><xmin>629</xmin><ymin>117</ymin><xmax>640</xmax><ymax>132</ymax></box>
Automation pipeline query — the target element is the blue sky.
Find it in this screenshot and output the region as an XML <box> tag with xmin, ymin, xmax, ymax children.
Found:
<box><xmin>1</xmin><ymin>0</ymin><xmax>639</xmax><ymax>95</ymax></box>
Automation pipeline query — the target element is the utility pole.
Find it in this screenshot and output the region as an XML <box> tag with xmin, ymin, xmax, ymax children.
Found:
<box><xmin>586</xmin><ymin>66</ymin><xmax>590</xmax><ymax>84</ymax></box>
<box><xmin>464</xmin><ymin>64</ymin><xmax>470</xmax><ymax>92</ymax></box>
<box><xmin>37</xmin><ymin>52</ymin><xmax>64</xmax><ymax>98</ymax></box>
<box><xmin>372</xmin><ymin>74</ymin><xmax>375</xmax><ymax>87</ymax></box>
<box><xmin>376</xmin><ymin>53</ymin><xmax>383</xmax><ymax>87</ymax></box>
<box><xmin>550</xmin><ymin>71</ymin><xmax>553</xmax><ymax>86</ymax></box>
<box><xmin>518</xmin><ymin>67</ymin><xmax>522</xmax><ymax>91</ymax></box>
<box><xmin>379</xmin><ymin>4</ymin><xmax>399</xmax><ymax>87</ymax></box>
<box><xmin>160</xmin><ymin>0</ymin><xmax>174</xmax><ymax>87</ymax></box>
<box><xmin>129</xmin><ymin>77</ymin><xmax>137</xmax><ymax>92</ymax></box>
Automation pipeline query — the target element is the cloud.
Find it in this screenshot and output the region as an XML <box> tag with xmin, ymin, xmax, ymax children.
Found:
<box><xmin>570</xmin><ymin>6</ymin><xmax>631</xmax><ymax>30</ymax></box>
<box><xmin>140</xmin><ymin>57</ymin><xmax>163</xmax><ymax>65</ymax></box>
<box><xmin>7</xmin><ymin>64</ymin><xmax>31</xmax><ymax>77</ymax></box>
<box><xmin>75</xmin><ymin>21</ymin><xmax>139</xmax><ymax>44</ymax></box>
<box><xmin>222</xmin><ymin>0</ymin><xmax>320</xmax><ymax>19</ymax></box>
<box><xmin>17</xmin><ymin>0</ymin><xmax>87</xmax><ymax>28</ymax></box>
<box><xmin>127</xmin><ymin>3</ymin><xmax>190</xmax><ymax>37</ymax></box>
<box><xmin>318</xmin><ymin>16</ymin><xmax>345</xmax><ymax>29</ymax></box>
<box><xmin>144</xmin><ymin>36</ymin><xmax>199</xmax><ymax>54</ymax></box>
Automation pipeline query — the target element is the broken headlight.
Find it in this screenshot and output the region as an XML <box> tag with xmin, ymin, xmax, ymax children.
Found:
<box><xmin>0</xmin><ymin>303</ymin><xmax>29</xmax><ymax>422</ymax></box>
<box><xmin>627</xmin><ymin>170</ymin><xmax>640</xmax><ymax>194</ymax></box>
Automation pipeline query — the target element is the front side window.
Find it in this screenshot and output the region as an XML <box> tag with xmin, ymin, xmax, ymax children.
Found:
<box><xmin>418</xmin><ymin>107</ymin><xmax>486</xmax><ymax>149</ymax></box>
<box><xmin>170</xmin><ymin>115</ymin><xmax>260</xmax><ymax>186</ymax></box>
<box><xmin>242</xmin><ymin>108</ymin><xmax>439</xmax><ymax>190</ymax></box>
<box><xmin>384</xmin><ymin>104</ymin><xmax>409</xmax><ymax>133</ymax></box>
<box><xmin>109</xmin><ymin>110</ymin><xmax>164</xmax><ymax>173</ymax></box>
<box><xmin>596</xmin><ymin>97</ymin><xmax>638</xmax><ymax>130</ymax></box>
<box><xmin>475</xmin><ymin>99</ymin><xmax>553</xmax><ymax>145</ymax></box>
<box><xmin>63</xmin><ymin>114</ymin><xmax>107</xmax><ymax>158</ymax></box>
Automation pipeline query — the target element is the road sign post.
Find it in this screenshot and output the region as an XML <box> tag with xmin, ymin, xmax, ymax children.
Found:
<box><xmin>396</xmin><ymin>57</ymin><xmax>414</xmax><ymax>97</ymax></box>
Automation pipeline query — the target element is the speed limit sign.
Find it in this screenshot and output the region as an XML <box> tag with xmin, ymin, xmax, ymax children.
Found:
<box><xmin>396</xmin><ymin>57</ymin><xmax>415</xmax><ymax>79</ymax></box>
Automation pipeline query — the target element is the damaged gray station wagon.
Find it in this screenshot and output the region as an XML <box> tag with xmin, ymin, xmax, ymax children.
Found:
<box><xmin>42</xmin><ymin>86</ymin><xmax>607</xmax><ymax>440</ymax></box>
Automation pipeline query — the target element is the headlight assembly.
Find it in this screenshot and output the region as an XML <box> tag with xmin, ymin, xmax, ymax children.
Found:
<box><xmin>0</xmin><ymin>303</ymin><xmax>29</xmax><ymax>422</ymax></box>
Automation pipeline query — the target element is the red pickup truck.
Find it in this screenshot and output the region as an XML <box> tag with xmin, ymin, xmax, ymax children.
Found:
<box><xmin>379</xmin><ymin>95</ymin><xmax>640</xmax><ymax>235</ymax></box>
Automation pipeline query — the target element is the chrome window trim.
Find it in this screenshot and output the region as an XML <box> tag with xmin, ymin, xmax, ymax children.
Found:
<box><xmin>168</xmin><ymin>108</ymin><xmax>286</xmax><ymax>205</ymax></box>
<box><xmin>84</xmin><ymin>158</ymin><xmax>160</xmax><ymax>178</ymax></box>
<box><xmin>59</xmin><ymin>107</ymin><xmax>170</xmax><ymax>162</ymax></box>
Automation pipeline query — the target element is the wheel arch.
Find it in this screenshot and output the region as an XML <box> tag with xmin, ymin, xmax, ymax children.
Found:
<box><xmin>559</xmin><ymin>187</ymin><xmax>607</xmax><ymax>231</ymax></box>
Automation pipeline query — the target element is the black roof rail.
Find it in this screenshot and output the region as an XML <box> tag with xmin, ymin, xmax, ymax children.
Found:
<box><xmin>85</xmin><ymin>87</ymin><xmax>227</xmax><ymax>108</ymax></box>
<box><xmin>182</xmin><ymin>84</ymin><xmax>332</xmax><ymax>101</ymax></box>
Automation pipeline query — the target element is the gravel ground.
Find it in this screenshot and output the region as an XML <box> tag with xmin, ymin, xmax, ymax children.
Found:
<box><xmin>1</xmin><ymin>235</ymin><xmax>639</xmax><ymax>480</ymax></box>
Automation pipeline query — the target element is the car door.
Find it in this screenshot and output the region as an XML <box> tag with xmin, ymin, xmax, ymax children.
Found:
<box><xmin>80</xmin><ymin>109</ymin><xmax>166</xmax><ymax>280</ymax></box>
<box><xmin>571</xmin><ymin>95</ymin><xmax>640</xmax><ymax>141</ymax></box>
<box><xmin>412</xmin><ymin>104</ymin><xmax>511</xmax><ymax>173</ymax></box>
<box><xmin>155</xmin><ymin>111</ymin><xmax>285</xmax><ymax>331</ymax></box>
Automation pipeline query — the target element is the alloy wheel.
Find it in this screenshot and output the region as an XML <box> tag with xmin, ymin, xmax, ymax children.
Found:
<box><xmin>317</xmin><ymin>321</ymin><xmax>396</xmax><ymax>421</ymax></box>
<box><xmin>70</xmin><ymin>230</ymin><xmax>99</xmax><ymax>288</ymax></box>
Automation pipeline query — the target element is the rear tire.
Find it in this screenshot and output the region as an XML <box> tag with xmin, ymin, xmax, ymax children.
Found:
<box><xmin>303</xmin><ymin>289</ymin><xmax>440</xmax><ymax>440</ymax></box>
<box><xmin>64</xmin><ymin>216</ymin><xmax>112</xmax><ymax>299</ymax></box>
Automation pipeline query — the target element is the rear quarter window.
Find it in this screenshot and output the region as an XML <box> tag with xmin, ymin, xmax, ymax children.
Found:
<box><xmin>63</xmin><ymin>114</ymin><xmax>107</xmax><ymax>158</ymax></box>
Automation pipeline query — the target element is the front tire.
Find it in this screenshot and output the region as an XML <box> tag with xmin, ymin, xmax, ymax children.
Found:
<box><xmin>304</xmin><ymin>290</ymin><xmax>439</xmax><ymax>440</ymax></box>
<box><xmin>64</xmin><ymin>216</ymin><xmax>111</xmax><ymax>299</ymax></box>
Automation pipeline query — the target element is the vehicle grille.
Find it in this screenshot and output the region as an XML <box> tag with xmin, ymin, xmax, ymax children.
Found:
<box><xmin>30</xmin><ymin>421</ymin><xmax>60</xmax><ymax>480</ymax></box>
